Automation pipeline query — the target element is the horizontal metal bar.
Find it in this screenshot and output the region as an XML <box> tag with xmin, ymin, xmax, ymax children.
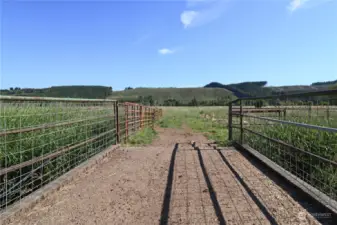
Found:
<box><xmin>231</xmin><ymin>89</ymin><xmax>337</xmax><ymax>103</ymax></box>
<box><xmin>0</xmin><ymin>129</ymin><xmax>116</xmax><ymax>176</ymax></box>
<box><xmin>243</xmin><ymin>114</ymin><xmax>337</xmax><ymax>133</ymax></box>
<box><xmin>234</xmin><ymin>142</ymin><xmax>337</xmax><ymax>214</ymax></box>
<box><xmin>232</xmin><ymin>108</ymin><xmax>286</xmax><ymax>113</ymax></box>
<box><xmin>0</xmin><ymin>114</ymin><xmax>115</xmax><ymax>137</ymax></box>
<box><xmin>242</xmin><ymin>127</ymin><xmax>337</xmax><ymax>167</ymax></box>
<box><xmin>0</xmin><ymin>95</ymin><xmax>117</xmax><ymax>103</ymax></box>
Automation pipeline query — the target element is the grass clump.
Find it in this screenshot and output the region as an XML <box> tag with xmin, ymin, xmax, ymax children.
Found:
<box><xmin>127</xmin><ymin>127</ymin><xmax>158</xmax><ymax>146</ymax></box>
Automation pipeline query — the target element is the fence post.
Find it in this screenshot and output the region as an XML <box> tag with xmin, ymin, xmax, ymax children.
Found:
<box><xmin>228</xmin><ymin>102</ymin><xmax>232</xmax><ymax>141</ymax></box>
<box><xmin>125</xmin><ymin>104</ymin><xmax>128</xmax><ymax>142</ymax></box>
<box><xmin>140</xmin><ymin>105</ymin><xmax>143</xmax><ymax>129</ymax></box>
<box><xmin>152</xmin><ymin>108</ymin><xmax>155</xmax><ymax>128</ymax></box>
<box><xmin>240</xmin><ymin>100</ymin><xmax>243</xmax><ymax>144</ymax></box>
<box><xmin>132</xmin><ymin>105</ymin><xmax>134</xmax><ymax>134</ymax></box>
<box><xmin>115</xmin><ymin>102</ymin><xmax>120</xmax><ymax>144</ymax></box>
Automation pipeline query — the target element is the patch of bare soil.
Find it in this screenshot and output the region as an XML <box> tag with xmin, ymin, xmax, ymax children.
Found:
<box><xmin>2</xmin><ymin>128</ymin><xmax>324</xmax><ymax>225</ymax></box>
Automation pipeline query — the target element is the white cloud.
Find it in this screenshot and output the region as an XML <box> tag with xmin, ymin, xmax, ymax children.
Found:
<box><xmin>180</xmin><ymin>0</ymin><xmax>227</xmax><ymax>28</ymax></box>
<box><xmin>181</xmin><ymin>11</ymin><xmax>199</xmax><ymax>28</ymax></box>
<box><xmin>288</xmin><ymin>0</ymin><xmax>308</xmax><ymax>11</ymax></box>
<box><xmin>288</xmin><ymin>0</ymin><xmax>332</xmax><ymax>12</ymax></box>
<box><xmin>158</xmin><ymin>48</ymin><xmax>175</xmax><ymax>55</ymax></box>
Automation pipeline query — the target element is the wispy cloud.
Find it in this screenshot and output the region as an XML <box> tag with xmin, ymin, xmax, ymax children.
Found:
<box><xmin>288</xmin><ymin>0</ymin><xmax>309</xmax><ymax>11</ymax></box>
<box><xmin>133</xmin><ymin>33</ymin><xmax>151</xmax><ymax>45</ymax></box>
<box><xmin>288</xmin><ymin>0</ymin><xmax>333</xmax><ymax>12</ymax></box>
<box><xmin>158</xmin><ymin>48</ymin><xmax>175</xmax><ymax>55</ymax></box>
<box><xmin>180</xmin><ymin>0</ymin><xmax>228</xmax><ymax>28</ymax></box>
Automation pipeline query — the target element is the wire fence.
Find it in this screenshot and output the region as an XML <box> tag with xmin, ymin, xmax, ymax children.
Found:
<box><xmin>228</xmin><ymin>90</ymin><xmax>337</xmax><ymax>212</ymax></box>
<box><xmin>0</xmin><ymin>96</ymin><xmax>162</xmax><ymax>211</ymax></box>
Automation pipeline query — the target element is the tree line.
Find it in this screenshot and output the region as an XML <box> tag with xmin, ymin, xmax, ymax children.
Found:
<box><xmin>117</xmin><ymin>95</ymin><xmax>233</xmax><ymax>106</ymax></box>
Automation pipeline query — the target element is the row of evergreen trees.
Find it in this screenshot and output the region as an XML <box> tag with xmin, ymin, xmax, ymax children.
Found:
<box><xmin>117</xmin><ymin>95</ymin><xmax>233</xmax><ymax>106</ymax></box>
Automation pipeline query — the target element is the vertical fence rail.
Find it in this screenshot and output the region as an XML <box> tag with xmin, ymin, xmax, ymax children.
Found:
<box><xmin>0</xmin><ymin>96</ymin><xmax>162</xmax><ymax>213</ymax></box>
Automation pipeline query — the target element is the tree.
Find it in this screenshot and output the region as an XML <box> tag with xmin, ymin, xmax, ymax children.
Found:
<box><xmin>189</xmin><ymin>97</ymin><xmax>198</xmax><ymax>106</ymax></box>
<box><xmin>254</xmin><ymin>100</ymin><xmax>264</xmax><ymax>108</ymax></box>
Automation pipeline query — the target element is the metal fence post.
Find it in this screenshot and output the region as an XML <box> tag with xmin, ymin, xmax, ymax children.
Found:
<box><xmin>228</xmin><ymin>102</ymin><xmax>233</xmax><ymax>141</ymax></box>
<box><xmin>152</xmin><ymin>109</ymin><xmax>155</xmax><ymax>128</ymax></box>
<box><xmin>115</xmin><ymin>102</ymin><xmax>120</xmax><ymax>144</ymax></box>
<box><xmin>139</xmin><ymin>105</ymin><xmax>142</xmax><ymax>129</ymax></box>
<box><xmin>125</xmin><ymin>104</ymin><xmax>128</xmax><ymax>142</ymax></box>
<box><xmin>240</xmin><ymin>100</ymin><xmax>243</xmax><ymax>144</ymax></box>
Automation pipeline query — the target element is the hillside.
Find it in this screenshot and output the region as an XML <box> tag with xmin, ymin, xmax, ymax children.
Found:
<box><xmin>0</xmin><ymin>86</ymin><xmax>113</xmax><ymax>99</ymax></box>
<box><xmin>205</xmin><ymin>81</ymin><xmax>272</xmax><ymax>97</ymax></box>
<box><xmin>312</xmin><ymin>80</ymin><xmax>337</xmax><ymax>86</ymax></box>
<box><xmin>108</xmin><ymin>87</ymin><xmax>235</xmax><ymax>105</ymax></box>
<box><xmin>1</xmin><ymin>79</ymin><xmax>336</xmax><ymax>106</ymax></box>
<box><xmin>205</xmin><ymin>81</ymin><xmax>333</xmax><ymax>98</ymax></box>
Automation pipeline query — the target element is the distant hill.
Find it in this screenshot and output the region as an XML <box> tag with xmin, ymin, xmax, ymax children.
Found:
<box><xmin>108</xmin><ymin>87</ymin><xmax>235</xmax><ymax>105</ymax></box>
<box><xmin>205</xmin><ymin>81</ymin><xmax>333</xmax><ymax>98</ymax></box>
<box><xmin>269</xmin><ymin>85</ymin><xmax>329</xmax><ymax>95</ymax></box>
<box><xmin>311</xmin><ymin>80</ymin><xmax>337</xmax><ymax>86</ymax></box>
<box><xmin>1</xmin><ymin>79</ymin><xmax>336</xmax><ymax>105</ymax></box>
<box><xmin>0</xmin><ymin>86</ymin><xmax>113</xmax><ymax>99</ymax></box>
<box><xmin>205</xmin><ymin>81</ymin><xmax>272</xmax><ymax>97</ymax></box>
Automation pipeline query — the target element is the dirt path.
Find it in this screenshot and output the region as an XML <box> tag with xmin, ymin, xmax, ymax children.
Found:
<box><xmin>3</xmin><ymin>128</ymin><xmax>323</xmax><ymax>225</ymax></box>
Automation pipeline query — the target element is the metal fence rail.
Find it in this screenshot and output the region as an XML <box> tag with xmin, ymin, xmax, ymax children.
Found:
<box><xmin>0</xmin><ymin>96</ymin><xmax>162</xmax><ymax>211</ymax></box>
<box><xmin>228</xmin><ymin>90</ymin><xmax>337</xmax><ymax>212</ymax></box>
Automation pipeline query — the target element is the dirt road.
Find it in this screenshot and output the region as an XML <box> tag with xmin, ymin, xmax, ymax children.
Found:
<box><xmin>3</xmin><ymin>128</ymin><xmax>322</xmax><ymax>225</ymax></box>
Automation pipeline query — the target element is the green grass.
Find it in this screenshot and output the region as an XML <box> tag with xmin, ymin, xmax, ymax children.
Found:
<box><xmin>158</xmin><ymin>106</ymin><xmax>229</xmax><ymax>146</ymax></box>
<box><xmin>0</xmin><ymin>104</ymin><xmax>117</xmax><ymax>208</ymax></box>
<box><xmin>231</xmin><ymin>106</ymin><xmax>337</xmax><ymax>201</ymax></box>
<box><xmin>126</xmin><ymin>127</ymin><xmax>158</xmax><ymax>146</ymax></box>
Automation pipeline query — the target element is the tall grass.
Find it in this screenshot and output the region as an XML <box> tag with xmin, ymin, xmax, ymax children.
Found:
<box><xmin>234</xmin><ymin>107</ymin><xmax>337</xmax><ymax>201</ymax></box>
<box><xmin>0</xmin><ymin>103</ymin><xmax>116</xmax><ymax>209</ymax></box>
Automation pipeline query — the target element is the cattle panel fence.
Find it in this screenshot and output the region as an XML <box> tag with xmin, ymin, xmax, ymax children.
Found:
<box><xmin>0</xmin><ymin>96</ymin><xmax>162</xmax><ymax>211</ymax></box>
<box><xmin>228</xmin><ymin>90</ymin><xmax>337</xmax><ymax>213</ymax></box>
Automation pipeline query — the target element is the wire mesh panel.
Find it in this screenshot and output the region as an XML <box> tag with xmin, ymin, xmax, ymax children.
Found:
<box><xmin>228</xmin><ymin>90</ymin><xmax>337</xmax><ymax>211</ymax></box>
<box><xmin>0</xmin><ymin>96</ymin><xmax>118</xmax><ymax>211</ymax></box>
<box><xmin>0</xmin><ymin>96</ymin><xmax>162</xmax><ymax>212</ymax></box>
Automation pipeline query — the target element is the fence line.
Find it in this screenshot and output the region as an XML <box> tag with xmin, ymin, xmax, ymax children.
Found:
<box><xmin>228</xmin><ymin>90</ymin><xmax>337</xmax><ymax>213</ymax></box>
<box><xmin>0</xmin><ymin>96</ymin><xmax>162</xmax><ymax>211</ymax></box>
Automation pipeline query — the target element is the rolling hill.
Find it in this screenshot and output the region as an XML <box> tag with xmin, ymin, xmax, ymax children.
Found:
<box><xmin>204</xmin><ymin>81</ymin><xmax>334</xmax><ymax>98</ymax></box>
<box><xmin>1</xmin><ymin>79</ymin><xmax>336</xmax><ymax>106</ymax></box>
<box><xmin>108</xmin><ymin>87</ymin><xmax>235</xmax><ymax>105</ymax></box>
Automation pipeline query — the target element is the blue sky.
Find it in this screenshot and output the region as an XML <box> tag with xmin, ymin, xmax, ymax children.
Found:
<box><xmin>1</xmin><ymin>0</ymin><xmax>336</xmax><ymax>90</ymax></box>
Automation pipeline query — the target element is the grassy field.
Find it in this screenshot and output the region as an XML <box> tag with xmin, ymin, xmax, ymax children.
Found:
<box><xmin>158</xmin><ymin>106</ymin><xmax>229</xmax><ymax>146</ymax></box>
